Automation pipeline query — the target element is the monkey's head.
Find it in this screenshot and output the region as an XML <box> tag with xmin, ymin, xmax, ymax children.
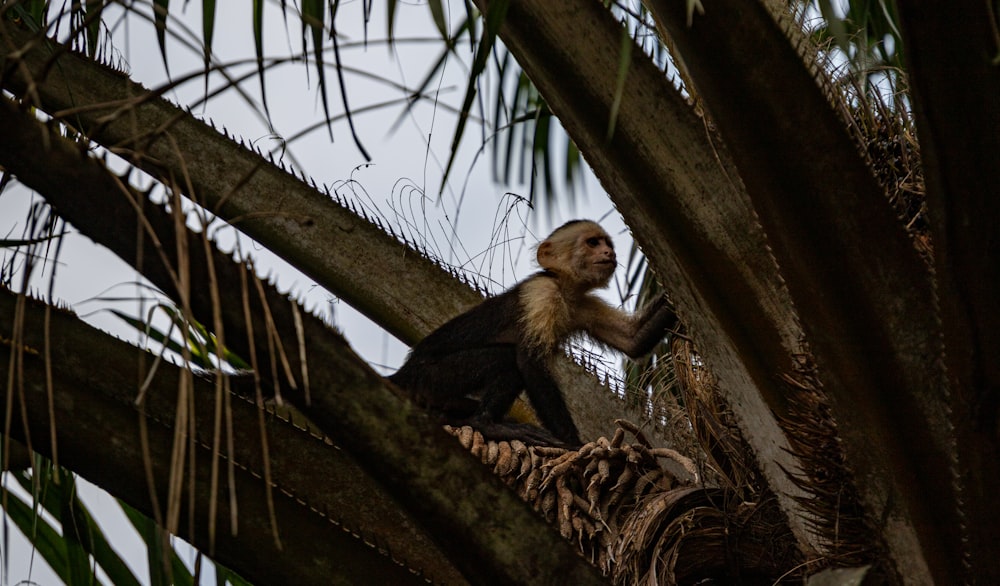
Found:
<box><xmin>537</xmin><ymin>220</ymin><xmax>617</xmax><ymax>290</ymax></box>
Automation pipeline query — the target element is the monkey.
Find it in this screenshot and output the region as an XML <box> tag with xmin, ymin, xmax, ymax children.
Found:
<box><xmin>389</xmin><ymin>220</ymin><xmax>678</xmax><ymax>447</ymax></box>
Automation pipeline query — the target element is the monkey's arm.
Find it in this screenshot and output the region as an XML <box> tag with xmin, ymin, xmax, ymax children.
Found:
<box><xmin>582</xmin><ymin>294</ymin><xmax>678</xmax><ymax>359</ymax></box>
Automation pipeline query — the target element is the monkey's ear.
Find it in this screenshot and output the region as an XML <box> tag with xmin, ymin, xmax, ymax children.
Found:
<box><xmin>537</xmin><ymin>241</ymin><xmax>555</xmax><ymax>269</ymax></box>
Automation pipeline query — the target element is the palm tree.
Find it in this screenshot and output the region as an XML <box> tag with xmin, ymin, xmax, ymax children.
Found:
<box><xmin>1</xmin><ymin>0</ymin><xmax>996</xmax><ymax>583</ymax></box>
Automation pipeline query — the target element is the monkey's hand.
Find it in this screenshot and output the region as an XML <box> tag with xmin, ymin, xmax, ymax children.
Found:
<box><xmin>620</xmin><ymin>294</ymin><xmax>679</xmax><ymax>357</ymax></box>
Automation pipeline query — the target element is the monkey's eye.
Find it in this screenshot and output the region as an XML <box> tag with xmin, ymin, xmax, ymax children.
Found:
<box><xmin>586</xmin><ymin>237</ymin><xmax>602</xmax><ymax>247</ymax></box>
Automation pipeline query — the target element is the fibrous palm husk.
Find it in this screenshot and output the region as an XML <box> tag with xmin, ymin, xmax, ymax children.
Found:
<box><xmin>777</xmin><ymin>362</ymin><xmax>875</xmax><ymax>568</ymax></box>
<box><xmin>670</xmin><ymin>338</ymin><xmax>763</xmax><ymax>497</ymax></box>
<box><xmin>615</xmin><ymin>488</ymin><xmax>798</xmax><ymax>585</ymax></box>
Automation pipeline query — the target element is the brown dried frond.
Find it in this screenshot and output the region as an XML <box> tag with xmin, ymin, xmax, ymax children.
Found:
<box><xmin>672</xmin><ymin>338</ymin><xmax>761</xmax><ymax>496</ymax></box>
<box><xmin>631</xmin><ymin>348</ymin><xmax>704</xmax><ymax>455</ymax></box>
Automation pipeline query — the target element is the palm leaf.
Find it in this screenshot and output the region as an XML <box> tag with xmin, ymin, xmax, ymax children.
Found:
<box><xmin>10</xmin><ymin>467</ymin><xmax>144</xmax><ymax>586</ymax></box>
<box><xmin>153</xmin><ymin>0</ymin><xmax>170</xmax><ymax>73</ymax></box>
<box><xmin>441</xmin><ymin>0</ymin><xmax>509</xmax><ymax>191</ymax></box>
<box><xmin>201</xmin><ymin>0</ymin><xmax>216</xmax><ymax>95</ymax></box>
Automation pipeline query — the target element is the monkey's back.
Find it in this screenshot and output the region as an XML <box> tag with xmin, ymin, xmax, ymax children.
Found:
<box><xmin>388</xmin><ymin>284</ymin><xmax>526</xmax><ymax>410</ymax></box>
<box><xmin>415</xmin><ymin>287</ymin><xmax>522</xmax><ymax>351</ymax></box>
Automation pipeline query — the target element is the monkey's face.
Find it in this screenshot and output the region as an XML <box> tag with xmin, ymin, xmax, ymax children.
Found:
<box><xmin>537</xmin><ymin>220</ymin><xmax>617</xmax><ymax>289</ymax></box>
<box><xmin>575</xmin><ymin>228</ymin><xmax>616</xmax><ymax>287</ymax></box>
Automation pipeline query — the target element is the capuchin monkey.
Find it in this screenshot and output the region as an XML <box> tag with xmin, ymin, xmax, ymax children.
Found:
<box><xmin>389</xmin><ymin>220</ymin><xmax>677</xmax><ymax>447</ymax></box>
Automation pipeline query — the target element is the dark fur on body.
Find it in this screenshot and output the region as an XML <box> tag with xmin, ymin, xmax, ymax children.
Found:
<box><xmin>389</xmin><ymin>273</ymin><xmax>581</xmax><ymax>446</ymax></box>
<box><xmin>389</xmin><ymin>220</ymin><xmax>677</xmax><ymax>447</ymax></box>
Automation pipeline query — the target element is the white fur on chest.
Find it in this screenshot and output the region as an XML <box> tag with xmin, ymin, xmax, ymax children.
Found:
<box><xmin>519</xmin><ymin>276</ymin><xmax>575</xmax><ymax>351</ymax></box>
